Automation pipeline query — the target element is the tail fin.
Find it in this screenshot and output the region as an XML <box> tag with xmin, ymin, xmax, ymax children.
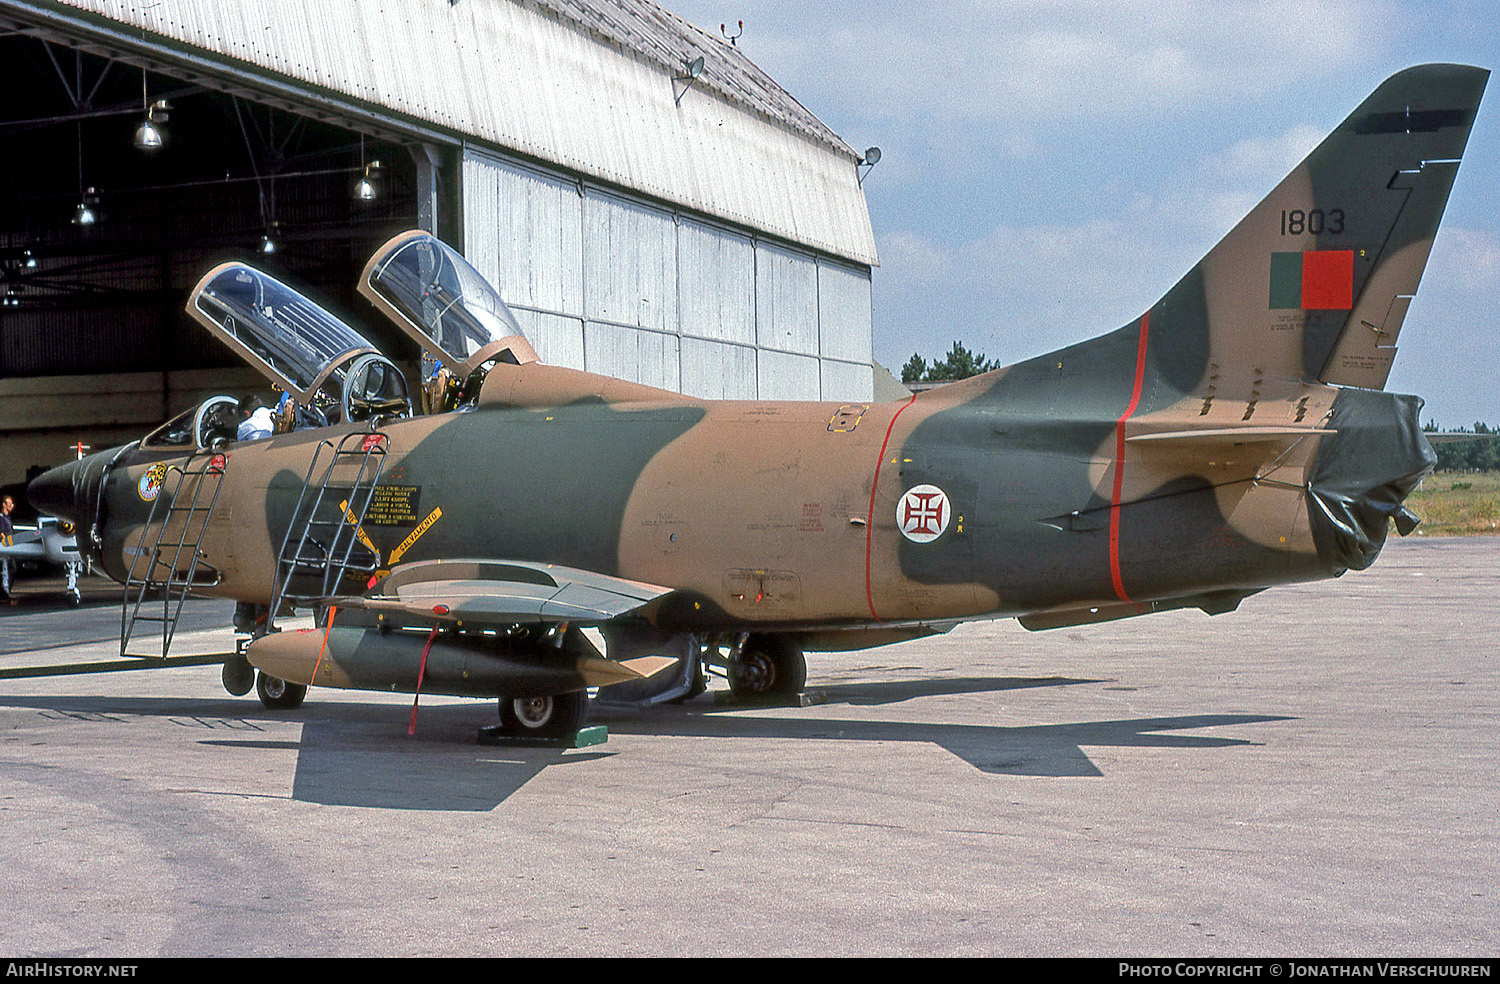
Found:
<box><xmin>1312</xmin><ymin>65</ymin><xmax>1488</xmax><ymax>387</ymax></box>
<box><xmin>1141</xmin><ymin>63</ymin><xmax>1487</xmax><ymax>399</ymax></box>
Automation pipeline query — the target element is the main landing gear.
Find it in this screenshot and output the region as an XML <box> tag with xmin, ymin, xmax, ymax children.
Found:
<box><xmin>725</xmin><ymin>634</ymin><xmax>806</xmax><ymax>700</ymax></box>
<box><xmin>255</xmin><ymin>670</ymin><xmax>307</xmax><ymax>710</ymax></box>
<box><xmin>495</xmin><ymin>691</ymin><xmax>590</xmax><ymax>739</ymax></box>
<box><xmin>221</xmin><ymin>642</ymin><xmax>304</xmax><ymax>710</ymax></box>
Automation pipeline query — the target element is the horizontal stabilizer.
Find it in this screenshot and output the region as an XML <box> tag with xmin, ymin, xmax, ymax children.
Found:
<box><xmin>1127</xmin><ymin>427</ymin><xmax>1335</xmax><ymax>445</ymax></box>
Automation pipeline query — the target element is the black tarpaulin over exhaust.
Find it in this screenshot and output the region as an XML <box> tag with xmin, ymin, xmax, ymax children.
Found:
<box><xmin>1306</xmin><ymin>388</ymin><xmax>1435</xmax><ymax>572</ymax></box>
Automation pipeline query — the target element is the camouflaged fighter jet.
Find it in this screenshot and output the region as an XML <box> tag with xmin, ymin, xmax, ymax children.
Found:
<box><xmin>27</xmin><ymin>64</ymin><xmax>1487</xmax><ymax>738</ymax></box>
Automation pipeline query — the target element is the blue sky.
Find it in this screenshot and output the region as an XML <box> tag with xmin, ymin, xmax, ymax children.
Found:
<box><xmin>666</xmin><ymin>1</ymin><xmax>1499</xmax><ymax>427</ymax></box>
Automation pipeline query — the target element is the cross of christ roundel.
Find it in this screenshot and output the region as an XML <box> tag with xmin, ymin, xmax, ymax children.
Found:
<box><xmin>896</xmin><ymin>484</ymin><xmax>950</xmax><ymax>543</ymax></box>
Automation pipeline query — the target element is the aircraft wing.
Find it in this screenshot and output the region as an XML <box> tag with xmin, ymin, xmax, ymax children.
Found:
<box><xmin>333</xmin><ymin>559</ymin><xmax>674</xmax><ymax>626</ymax></box>
<box><xmin>0</xmin><ymin>530</ymin><xmax>47</xmax><ymax>560</ymax></box>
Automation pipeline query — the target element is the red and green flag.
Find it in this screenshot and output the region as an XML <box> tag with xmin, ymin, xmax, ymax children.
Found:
<box><xmin>1269</xmin><ymin>250</ymin><xmax>1354</xmax><ymax>310</ymax></box>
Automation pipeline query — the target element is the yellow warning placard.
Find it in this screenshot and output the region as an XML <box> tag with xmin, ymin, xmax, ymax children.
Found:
<box><xmin>363</xmin><ymin>485</ymin><xmax>422</xmax><ymax>526</ymax></box>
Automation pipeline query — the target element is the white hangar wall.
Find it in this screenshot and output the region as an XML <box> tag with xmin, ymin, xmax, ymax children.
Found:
<box><xmin>29</xmin><ymin>0</ymin><xmax>878</xmax><ymax>402</ymax></box>
<box><xmin>461</xmin><ymin>150</ymin><xmax>874</xmax><ymax>400</ymax></box>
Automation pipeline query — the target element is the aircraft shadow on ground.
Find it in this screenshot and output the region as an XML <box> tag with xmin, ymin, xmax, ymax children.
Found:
<box><xmin>0</xmin><ymin>680</ymin><xmax>1294</xmax><ymax>810</ymax></box>
<box><xmin>798</xmin><ymin>674</ymin><xmax>1099</xmax><ymax>706</ymax></box>
<box><xmin>605</xmin><ymin>707</ymin><xmax>1292</xmax><ymax>779</ymax></box>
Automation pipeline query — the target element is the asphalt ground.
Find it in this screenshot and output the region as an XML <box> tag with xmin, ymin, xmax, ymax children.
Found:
<box><xmin>0</xmin><ymin>537</ymin><xmax>1494</xmax><ymax>957</ymax></box>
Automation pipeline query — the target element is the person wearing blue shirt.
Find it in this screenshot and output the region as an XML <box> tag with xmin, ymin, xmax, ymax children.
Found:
<box><xmin>0</xmin><ymin>494</ymin><xmax>15</xmax><ymax>603</ymax></box>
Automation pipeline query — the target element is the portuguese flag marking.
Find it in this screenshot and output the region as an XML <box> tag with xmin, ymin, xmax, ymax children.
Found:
<box><xmin>1269</xmin><ymin>250</ymin><xmax>1354</xmax><ymax>310</ymax></box>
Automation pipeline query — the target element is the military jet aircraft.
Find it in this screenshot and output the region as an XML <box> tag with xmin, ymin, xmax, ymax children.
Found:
<box><xmin>27</xmin><ymin>64</ymin><xmax>1487</xmax><ymax>738</ymax></box>
<box><xmin>0</xmin><ymin>514</ymin><xmax>85</xmax><ymax>604</ymax></box>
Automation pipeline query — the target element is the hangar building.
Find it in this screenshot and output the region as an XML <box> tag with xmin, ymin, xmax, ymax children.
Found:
<box><xmin>0</xmin><ymin>0</ymin><xmax>879</xmax><ymax>488</ymax></box>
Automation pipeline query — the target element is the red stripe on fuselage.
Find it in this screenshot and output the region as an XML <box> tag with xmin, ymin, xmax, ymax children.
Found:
<box><xmin>866</xmin><ymin>393</ymin><xmax>917</xmax><ymax>622</ymax></box>
<box><xmin>1109</xmin><ymin>313</ymin><xmax>1151</xmax><ymax>603</ymax></box>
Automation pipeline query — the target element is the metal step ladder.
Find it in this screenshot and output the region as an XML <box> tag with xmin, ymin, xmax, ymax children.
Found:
<box><xmin>121</xmin><ymin>451</ymin><xmax>227</xmax><ymax>658</ymax></box>
<box><xmin>265</xmin><ymin>431</ymin><xmax>389</xmax><ymax>634</ymax></box>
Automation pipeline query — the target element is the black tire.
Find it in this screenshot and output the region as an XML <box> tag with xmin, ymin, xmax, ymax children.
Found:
<box><xmin>498</xmin><ymin>691</ymin><xmax>588</xmax><ymax>738</ymax></box>
<box><xmin>222</xmin><ymin>654</ymin><xmax>256</xmax><ymax>697</ymax></box>
<box><xmin>256</xmin><ymin>671</ymin><xmax>307</xmax><ymax>710</ymax></box>
<box><xmin>728</xmin><ymin>635</ymin><xmax>806</xmax><ymax>698</ymax></box>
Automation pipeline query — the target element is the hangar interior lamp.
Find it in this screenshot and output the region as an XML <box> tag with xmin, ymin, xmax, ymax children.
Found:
<box><xmin>352</xmin><ymin>159</ymin><xmax>383</xmax><ymax>201</ymax></box>
<box><xmin>2</xmin><ymin>285</ymin><xmax>20</xmax><ymax>307</ymax></box>
<box><xmin>72</xmin><ymin>188</ymin><xmax>99</xmax><ymax>227</ymax></box>
<box><xmin>133</xmin><ymin>100</ymin><xmax>171</xmax><ymax>152</ymax></box>
<box><xmin>261</xmin><ymin>222</ymin><xmax>280</xmax><ymax>254</ymax></box>
<box><xmin>133</xmin><ymin>66</ymin><xmax>170</xmax><ymax>152</ymax></box>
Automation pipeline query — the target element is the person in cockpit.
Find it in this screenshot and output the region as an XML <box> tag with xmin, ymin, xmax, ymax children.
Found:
<box><xmin>237</xmin><ymin>395</ymin><xmax>276</xmax><ymax>442</ymax></box>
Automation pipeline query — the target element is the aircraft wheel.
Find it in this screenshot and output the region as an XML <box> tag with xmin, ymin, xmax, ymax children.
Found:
<box><xmin>728</xmin><ymin>635</ymin><xmax>806</xmax><ymax>699</ymax></box>
<box><xmin>498</xmin><ymin>691</ymin><xmax>588</xmax><ymax>738</ymax></box>
<box><xmin>256</xmin><ymin>671</ymin><xmax>307</xmax><ymax>710</ymax></box>
<box><xmin>222</xmin><ymin>654</ymin><xmax>256</xmax><ymax>697</ymax></box>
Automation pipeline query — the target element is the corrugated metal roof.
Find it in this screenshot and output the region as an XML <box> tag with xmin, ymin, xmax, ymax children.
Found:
<box><xmin>526</xmin><ymin>0</ymin><xmax>854</xmax><ymax>157</ymax></box>
<box><xmin>12</xmin><ymin>0</ymin><xmax>876</xmax><ymax>265</ymax></box>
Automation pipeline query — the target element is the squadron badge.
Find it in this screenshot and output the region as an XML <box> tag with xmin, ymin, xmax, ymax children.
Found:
<box><xmin>138</xmin><ymin>462</ymin><xmax>169</xmax><ymax>502</ymax></box>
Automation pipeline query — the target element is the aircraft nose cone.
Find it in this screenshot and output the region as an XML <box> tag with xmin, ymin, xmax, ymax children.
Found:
<box><xmin>27</xmin><ymin>459</ymin><xmax>86</xmax><ymax>524</ymax></box>
<box><xmin>27</xmin><ymin>447</ymin><xmax>120</xmax><ymax>529</ymax></box>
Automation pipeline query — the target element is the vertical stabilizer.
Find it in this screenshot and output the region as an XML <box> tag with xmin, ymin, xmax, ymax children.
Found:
<box><xmin>1186</xmin><ymin>64</ymin><xmax>1487</xmax><ymax>391</ymax></box>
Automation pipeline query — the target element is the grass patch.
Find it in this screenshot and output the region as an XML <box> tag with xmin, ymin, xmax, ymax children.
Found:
<box><xmin>1406</xmin><ymin>472</ymin><xmax>1500</xmax><ymax>535</ymax></box>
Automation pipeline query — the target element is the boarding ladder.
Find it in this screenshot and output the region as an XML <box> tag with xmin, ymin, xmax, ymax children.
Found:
<box><xmin>120</xmin><ymin>451</ymin><xmax>228</xmax><ymax>658</ymax></box>
<box><xmin>265</xmin><ymin>430</ymin><xmax>389</xmax><ymax>634</ymax></box>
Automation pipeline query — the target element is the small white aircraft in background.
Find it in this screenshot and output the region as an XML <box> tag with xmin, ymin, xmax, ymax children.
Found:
<box><xmin>2</xmin><ymin>514</ymin><xmax>85</xmax><ymax>606</ymax></box>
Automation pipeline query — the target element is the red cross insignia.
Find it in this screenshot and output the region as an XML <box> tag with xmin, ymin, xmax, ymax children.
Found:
<box><xmin>896</xmin><ymin>485</ymin><xmax>950</xmax><ymax>543</ymax></box>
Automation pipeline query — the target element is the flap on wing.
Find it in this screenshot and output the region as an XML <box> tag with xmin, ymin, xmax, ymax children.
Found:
<box><xmin>336</xmin><ymin>559</ymin><xmax>673</xmax><ymax>626</ymax></box>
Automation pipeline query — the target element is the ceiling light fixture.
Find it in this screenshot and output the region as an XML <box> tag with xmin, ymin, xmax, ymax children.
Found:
<box><xmin>72</xmin><ymin>187</ymin><xmax>99</xmax><ymax>227</ymax></box>
<box><xmin>352</xmin><ymin>159</ymin><xmax>382</xmax><ymax>202</ymax></box>
<box><xmin>133</xmin><ymin>100</ymin><xmax>171</xmax><ymax>151</ymax></box>
<box><xmin>133</xmin><ymin>65</ymin><xmax>170</xmax><ymax>152</ymax></box>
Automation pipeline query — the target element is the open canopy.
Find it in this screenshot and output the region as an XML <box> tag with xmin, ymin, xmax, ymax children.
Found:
<box><xmin>359</xmin><ymin>230</ymin><xmax>537</xmax><ymax>374</ymax></box>
<box><xmin>188</xmin><ymin>262</ymin><xmax>376</xmax><ymax>403</ymax></box>
<box><xmin>186</xmin><ymin>262</ymin><xmax>409</xmax><ymax>423</ymax></box>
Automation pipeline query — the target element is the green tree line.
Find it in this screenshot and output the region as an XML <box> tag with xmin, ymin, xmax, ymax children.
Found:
<box><xmin>901</xmin><ymin>341</ymin><xmax>999</xmax><ymax>383</ymax></box>
<box><xmin>1424</xmin><ymin>421</ymin><xmax>1500</xmax><ymax>472</ymax></box>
